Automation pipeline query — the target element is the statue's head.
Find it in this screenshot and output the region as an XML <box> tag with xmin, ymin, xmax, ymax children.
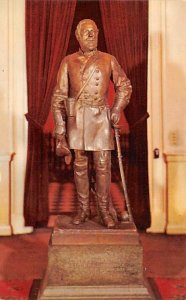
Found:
<box><xmin>75</xmin><ymin>19</ymin><xmax>99</xmax><ymax>52</ymax></box>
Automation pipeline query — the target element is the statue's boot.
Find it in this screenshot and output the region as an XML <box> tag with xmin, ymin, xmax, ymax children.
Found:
<box><xmin>72</xmin><ymin>150</ymin><xmax>90</xmax><ymax>225</ymax></box>
<box><xmin>94</xmin><ymin>151</ymin><xmax>116</xmax><ymax>229</ymax></box>
<box><xmin>99</xmin><ymin>197</ymin><xmax>116</xmax><ymax>229</ymax></box>
<box><xmin>117</xmin><ymin>210</ymin><xmax>129</xmax><ymax>222</ymax></box>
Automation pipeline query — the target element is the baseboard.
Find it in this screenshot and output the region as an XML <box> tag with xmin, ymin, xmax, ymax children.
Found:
<box><xmin>166</xmin><ymin>224</ymin><xmax>186</xmax><ymax>234</ymax></box>
<box><xmin>0</xmin><ymin>225</ymin><xmax>12</xmax><ymax>236</ymax></box>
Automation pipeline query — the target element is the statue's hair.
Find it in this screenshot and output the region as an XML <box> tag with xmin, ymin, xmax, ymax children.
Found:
<box><xmin>76</xmin><ymin>19</ymin><xmax>98</xmax><ymax>36</ymax></box>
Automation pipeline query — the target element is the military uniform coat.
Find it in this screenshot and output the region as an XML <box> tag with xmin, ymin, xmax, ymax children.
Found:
<box><xmin>52</xmin><ymin>50</ymin><xmax>132</xmax><ymax>151</ymax></box>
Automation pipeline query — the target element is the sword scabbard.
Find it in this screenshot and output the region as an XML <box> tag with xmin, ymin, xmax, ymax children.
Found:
<box><xmin>114</xmin><ymin>126</ymin><xmax>134</xmax><ymax>223</ymax></box>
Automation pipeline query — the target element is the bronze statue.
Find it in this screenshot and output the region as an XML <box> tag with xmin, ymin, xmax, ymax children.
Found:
<box><xmin>51</xmin><ymin>19</ymin><xmax>132</xmax><ymax>228</ymax></box>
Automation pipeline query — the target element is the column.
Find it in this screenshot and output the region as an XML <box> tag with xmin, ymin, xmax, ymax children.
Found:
<box><xmin>164</xmin><ymin>154</ymin><xmax>186</xmax><ymax>234</ymax></box>
<box><xmin>9</xmin><ymin>0</ymin><xmax>33</xmax><ymax>234</ymax></box>
<box><xmin>147</xmin><ymin>0</ymin><xmax>166</xmax><ymax>233</ymax></box>
<box><xmin>0</xmin><ymin>0</ymin><xmax>33</xmax><ymax>235</ymax></box>
<box><xmin>0</xmin><ymin>0</ymin><xmax>12</xmax><ymax>235</ymax></box>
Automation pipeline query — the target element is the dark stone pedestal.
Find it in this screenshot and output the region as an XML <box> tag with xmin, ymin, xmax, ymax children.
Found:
<box><xmin>38</xmin><ymin>215</ymin><xmax>152</xmax><ymax>299</ymax></box>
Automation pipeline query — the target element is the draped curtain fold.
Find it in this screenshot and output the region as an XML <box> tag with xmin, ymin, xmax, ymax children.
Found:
<box><xmin>24</xmin><ymin>0</ymin><xmax>76</xmax><ymax>226</ymax></box>
<box><xmin>100</xmin><ymin>0</ymin><xmax>150</xmax><ymax>228</ymax></box>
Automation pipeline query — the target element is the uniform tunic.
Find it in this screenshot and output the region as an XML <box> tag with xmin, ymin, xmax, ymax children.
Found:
<box><xmin>52</xmin><ymin>50</ymin><xmax>132</xmax><ymax>151</ymax></box>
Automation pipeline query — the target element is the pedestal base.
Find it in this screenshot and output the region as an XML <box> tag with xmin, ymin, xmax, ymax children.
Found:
<box><xmin>38</xmin><ymin>215</ymin><xmax>152</xmax><ymax>299</ymax></box>
<box><xmin>39</xmin><ymin>285</ymin><xmax>150</xmax><ymax>299</ymax></box>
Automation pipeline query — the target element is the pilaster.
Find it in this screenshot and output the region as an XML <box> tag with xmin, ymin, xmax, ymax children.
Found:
<box><xmin>8</xmin><ymin>0</ymin><xmax>33</xmax><ymax>234</ymax></box>
<box><xmin>0</xmin><ymin>155</ymin><xmax>12</xmax><ymax>236</ymax></box>
<box><xmin>0</xmin><ymin>0</ymin><xmax>33</xmax><ymax>235</ymax></box>
<box><xmin>164</xmin><ymin>154</ymin><xmax>186</xmax><ymax>234</ymax></box>
<box><xmin>147</xmin><ymin>0</ymin><xmax>166</xmax><ymax>233</ymax></box>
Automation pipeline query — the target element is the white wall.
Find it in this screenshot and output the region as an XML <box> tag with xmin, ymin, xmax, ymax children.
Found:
<box><xmin>163</xmin><ymin>0</ymin><xmax>186</xmax><ymax>153</ymax></box>
<box><xmin>0</xmin><ymin>0</ymin><xmax>32</xmax><ymax>235</ymax></box>
<box><xmin>148</xmin><ymin>0</ymin><xmax>186</xmax><ymax>233</ymax></box>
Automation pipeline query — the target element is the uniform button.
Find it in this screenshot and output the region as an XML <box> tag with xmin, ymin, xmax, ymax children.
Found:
<box><xmin>95</xmin><ymin>83</ymin><xmax>99</xmax><ymax>86</ymax></box>
<box><xmin>95</xmin><ymin>91</ymin><xmax>98</xmax><ymax>94</ymax></box>
<box><xmin>96</xmin><ymin>77</ymin><xmax>99</xmax><ymax>80</ymax></box>
<box><xmin>94</xmin><ymin>97</ymin><xmax>98</xmax><ymax>100</ymax></box>
<box><xmin>96</xmin><ymin>69</ymin><xmax>99</xmax><ymax>73</ymax></box>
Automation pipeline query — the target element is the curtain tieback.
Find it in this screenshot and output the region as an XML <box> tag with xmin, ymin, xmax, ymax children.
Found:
<box><xmin>25</xmin><ymin>113</ymin><xmax>43</xmax><ymax>130</ymax></box>
<box><xmin>130</xmin><ymin>112</ymin><xmax>150</xmax><ymax>130</ymax></box>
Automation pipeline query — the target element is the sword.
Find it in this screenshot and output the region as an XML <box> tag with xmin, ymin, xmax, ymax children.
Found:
<box><xmin>114</xmin><ymin>124</ymin><xmax>134</xmax><ymax>223</ymax></box>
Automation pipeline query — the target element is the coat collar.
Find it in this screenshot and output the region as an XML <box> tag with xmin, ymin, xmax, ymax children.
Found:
<box><xmin>78</xmin><ymin>48</ymin><xmax>98</xmax><ymax>58</ymax></box>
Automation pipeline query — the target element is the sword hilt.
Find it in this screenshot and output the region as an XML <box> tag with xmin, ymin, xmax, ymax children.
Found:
<box><xmin>113</xmin><ymin>124</ymin><xmax>121</xmax><ymax>129</ymax></box>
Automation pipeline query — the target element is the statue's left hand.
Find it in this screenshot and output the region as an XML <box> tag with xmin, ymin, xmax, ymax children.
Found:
<box><xmin>111</xmin><ymin>107</ymin><xmax>120</xmax><ymax>125</ymax></box>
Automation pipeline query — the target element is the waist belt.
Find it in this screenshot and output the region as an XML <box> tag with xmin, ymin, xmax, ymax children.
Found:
<box><xmin>78</xmin><ymin>97</ymin><xmax>107</xmax><ymax>107</ymax></box>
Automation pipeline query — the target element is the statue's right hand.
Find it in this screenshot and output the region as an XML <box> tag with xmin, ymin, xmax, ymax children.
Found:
<box><xmin>56</xmin><ymin>134</ymin><xmax>71</xmax><ymax>157</ymax></box>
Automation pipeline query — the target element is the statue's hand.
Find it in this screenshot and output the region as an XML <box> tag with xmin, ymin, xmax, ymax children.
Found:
<box><xmin>111</xmin><ymin>107</ymin><xmax>120</xmax><ymax>126</ymax></box>
<box><xmin>56</xmin><ymin>134</ymin><xmax>72</xmax><ymax>164</ymax></box>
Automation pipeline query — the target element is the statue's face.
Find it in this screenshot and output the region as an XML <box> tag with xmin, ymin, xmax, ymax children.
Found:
<box><xmin>76</xmin><ymin>21</ymin><xmax>98</xmax><ymax>52</ymax></box>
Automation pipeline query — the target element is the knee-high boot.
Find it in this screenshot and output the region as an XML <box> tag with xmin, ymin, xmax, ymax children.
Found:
<box><xmin>72</xmin><ymin>150</ymin><xmax>90</xmax><ymax>225</ymax></box>
<box><xmin>94</xmin><ymin>151</ymin><xmax>115</xmax><ymax>228</ymax></box>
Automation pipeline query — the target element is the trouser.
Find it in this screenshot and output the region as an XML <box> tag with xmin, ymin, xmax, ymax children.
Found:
<box><xmin>74</xmin><ymin>150</ymin><xmax>111</xmax><ymax>215</ymax></box>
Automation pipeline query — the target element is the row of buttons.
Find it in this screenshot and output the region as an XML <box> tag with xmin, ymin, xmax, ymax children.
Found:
<box><xmin>80</xmin><ymin>68</ymin><xmax>100</xmax><ymax>100</ymax></box>
<box><xmin>84</xmin><ymin>90</ymin><xmax>99</xmax><ymax>94</ymax></box>
<box><xmin>80</xmin><ymin>67</ymin><xmax>100</xmax><ymax>77</ymax></box>
<box><xmin>81</xmin><ymin>75</ymin><xmax>100</xmax><ymax>81</ymax></box>
<box><xmin>84</xmin><ymin>95</ymin><xmax>99</xmax><ymax>100</ymax></box>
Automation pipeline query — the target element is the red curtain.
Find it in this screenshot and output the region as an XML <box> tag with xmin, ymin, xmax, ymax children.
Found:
<box><xmin>24</xmin><ymin>0</ymin><xmax>76</xmax><ymax>226</ymax></box>
<box><xmin>100</xmin><ymin>0</ymin><xmax>150</xmax><ymax>228</ymax></box>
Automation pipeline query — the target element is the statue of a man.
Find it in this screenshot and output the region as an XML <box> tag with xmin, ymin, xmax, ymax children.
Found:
<box><xmin>51</xmin><ymin>19</ymin><xmax>132</xmax><ymax>228</ymax></box>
